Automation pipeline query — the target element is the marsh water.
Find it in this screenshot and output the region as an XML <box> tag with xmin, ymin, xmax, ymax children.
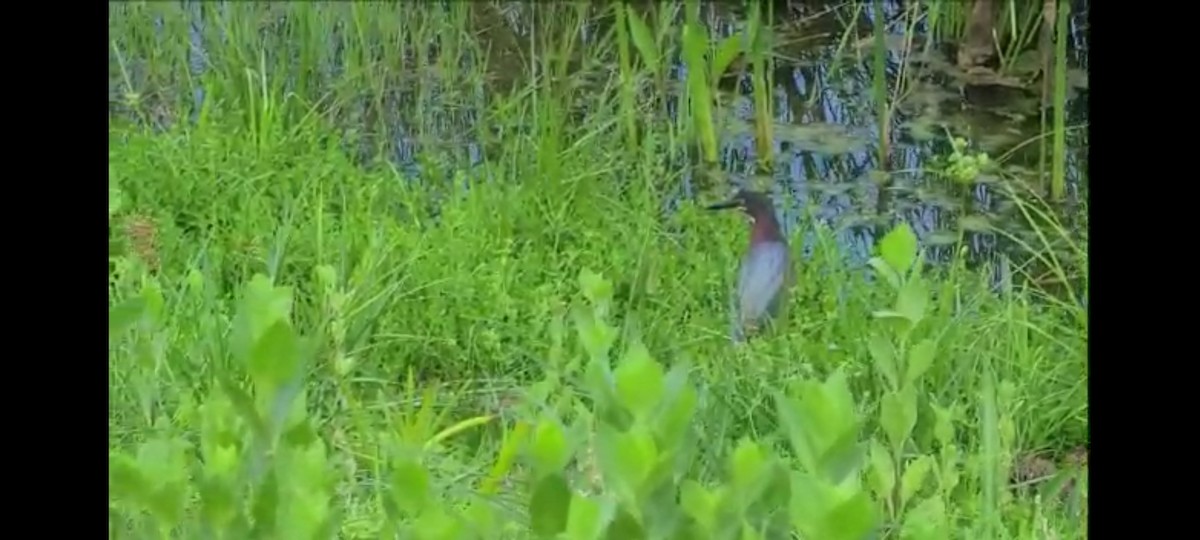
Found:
<box><xmin>109</xmin><ymin>1</ymin><xmax>1089</xmax><ymax>289</ymax></box>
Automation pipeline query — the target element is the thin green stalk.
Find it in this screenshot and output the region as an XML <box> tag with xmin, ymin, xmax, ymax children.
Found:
<box><xmin>925</xmin><ymin>0</ymin><xmax>966</xmax><ymax>42</ymax></box>
<box><xmin>615</xmin><ymin>3</ymin><xmax>639</xmax><ymax>155</ymax></box>
<box><xmin>872</xmin><ymin>0</ymin><xmax>889</xmax><ymax>168</ymax></box>
<box><xmin>749</xmin><ymin>1</ymin><xmax>773</xmax><ymax>172</ymax></box>
<box><xmin>682</xmin><ymin>0</ymin><xmax>716</xmax><ymax>166</ymax></box>
<box><xmin>888</xmin><ymin>3</ymin><xmax>923</xmax><ymax>114</ymax></box>
<box><xmin>997</xmin><ymin>0</ymin><xmax>1044</xmax><ymax>70</ymax></box>
<box><xmin>1051</xmin><ymin>0</ymin><xmax>1069</xmax><ymax>200</ymax></box>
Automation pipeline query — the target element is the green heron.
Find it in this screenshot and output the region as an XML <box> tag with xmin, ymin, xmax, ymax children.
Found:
<box><xmin>707</xmin><ymin>189</ymin><xmax>794</xmax><ymax>342</ymax></box>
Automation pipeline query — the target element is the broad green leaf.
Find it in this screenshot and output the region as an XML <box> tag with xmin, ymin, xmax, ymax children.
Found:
<box><xmin>586</xmin><ymin>357</ymin><xmax>632</xmax><ymax>431</ymax></box>
<box><xmin>622</xmin><ymin>429</ymin><xmax>659</xmax><ymax>488</ymax></box>
<box><xmin>530</xmin><ymin>418</ymin><xmax>571</xmax><ymax>474</ymax></box>
<box><xmin>680</xmin><ymin>480</ymin><xmax>717</xmax><ymax>530</ymax></box>
<box><xmin>135</xmin><ymin>437</ymin><xmax>190</xmax><ymax>525</ymax></box>
<box><xmin>681</xmin><ymin>21</ymin><xmax>708</xmax><ymax>76</ymax></box>
<box><xmin>896</xmin><ymin>278</ymin><xmax>928</xmax><ymax>326</ymax></box>
<box><xmin>281</xmin><ymin>416</ymin><xmax>318</xmax><ymax>448</ymax></box>
<box><xmin>731</xmin><ymin>438</ymin><xmax>767</xmax><ymax>489</ymax></box>
<box><xmin>817</xmin><ymin>428</ymin><xmax>864</xmax><ymax>485</ymax></box>
<box><xmin>109</xmin><ymin>296</ymin><xmax>146</xmax><ymax>340</ymax></box>
<box><xmin>747</xmin><ymin>2</ymin><xmax>768</xmax><ymax>55</ymax></box>
<box><xmin>595</xmin><ymin>425</ymin><xmax>658</xmax><ymax>502</ymax></box>
<box><xmin>759</xmin><ymin>463</ymin><xmax>793</xmax><ymax>510</ymax></box>
<box><xmin>900</xmin><ymin>496</ymin><xmax>948</xmax><ymax>540</ymax></box>
<box><xmin>777</xmin><ymin>372</ymin><xmax>861</xmax><ymax>483</ymax></box>
<box><xmin>269</xmin><ymin>381</ymin><xmax>309</xmax><ymax>438</ymax></box>
<box><xmin>867</xmin><ymin>333</ymin><xmax>898</xmax><ymax>390</ymax></box>
<box><xmin>867</xmin><ymin>440</ymin><xmax>895</xmax><ymax>499</ymax></box>
<box><xmin>880</xmin><ymin>387</ymin><xmax>918</xmax><ymax>454</ymax></box>
<box><xmin>614</xmin><ymin>341</ymin><xmax>665</xmax><ymax>420</ymax></box>
<box><xmin>277</xmin><ymin>442</ymin><xmax>333</xmax><ymax>539</ymax></box>
<box><xmin>218</xmin><ymin>374</ymin><xmax>268</xmax><ymax>442</ymax></box>
<box><xmin>201</xmin><ymin>394</ymin><xmax>238</xmax><ymax>454</ymax></box>
<box><xmin>573</xmin><ymin>307</ymin><xmax>616</xmax><ymax>364</ymax></box>
<box><xmin>775</xmin><ymin>392</ymin><xmax>818</xmax><ymax>474</ymax></box>
<box><xmin>713</xmin><ymin>34</ymin><xmax>743</xmax><ymax>80</ymax></box>
<box><xmin>879</xmin><ymin>223</ymin><xmax>918</xmax><ymax>276</ymax></box>
<box><xmin>932</xmin><ymin>404</ymin><xmax>955</xmax><ymax>447</ymax></box>
<box><xmin>867</xmin><ymin>257</ymin><xmax>900</xmax><ymax>290</ymax></box>
<box><xmin>109</xmin><ymin>452</ymin><xmax>149</xmax><ymax>503</ymax></box>
<box><xmin>654</xmin><ymin>364</ymin><xmax>697</xmax><ymax>451</ymax></box>
<box><xmin>464</xmin><ymin>500</ymin><xmax>497</xmax><ymax>535</ymax></box>
<box><xmin>248</xmin><ymin>320</ymin><xmax>300</xmax><ymax>398</ymax></box>
<box><xmin>197</xmin><ymin>476</ymin><xmax>237</xmax><ymax>531</ymax></box>
<box><xmin>900</xmin><ymin>455</ymin><xmax>935</xmax><ymax>506</ymax></box>
<box><xmin>231</xmin><ymin>274</ymin><xmax>292</xmax><ymax>364</ymax></box>
<box><xmin>604</xmin><ymin>507</ymin><xmax>646</xmax><ymax>540</ymax></box>
<box><xmin>579</xmin><ymin>268</ymin><xmax>614</xmax><ymax>308</ymax></box>
<box><xmin>823</xmin><ymin>492</ymin><xmax>878</xmax><ymax>540</ymax></box>
<box><xmin>788</xmin><ymin>478</ymin><xmax>822</xmax><ymax>538</ymax></box>
<box><xmin>625</xmin><ymin>5</ymin><xmax>659</xmax><ymax>73</ymax></box>
<box><xmin>870</xmin><ymin>310</ymin><xmax>913</xmax><ymax>336</ymax></box>
<box><xmin>196</xmin><ymin>430</ymin><xmax>240</xmax><ymax>528</ymax></box>
<box><xmin>390</xmin><ymin>458</ymin><xmax>430</xmax><ymax>516</ymax></box>
<box><xmin>204</xmin><ymin>443</ymin><xmax>240</xmax><ymax>484</ymax></box>
<box><xmin>681</xmin><ymin>17</ymin><xmax>717</xmax><ymax>164</ymax></box>
<box><xmin>530</xmin><ymin>473</ymin><xmax>572</xmax><ymax>537</ymax></box>
<box><xmin>905</xmin><ymin>339</ymin><xmax>937</xmax><ymax>387</ymax></box>
<box><xmin>815</xmin><ymin>371</ymin><xmax>860</xmax><ymax>445</ymax></box>
<box><xmin>414</xmin><ymin>506</ymin><xmax>462</xmax><ymax>540</ymax></box>
<box><xmin>566</xmin><ymin>492</ymin><xmax>611</xmax><ymax>540</ymax></box>
<box><xmin>740</xmin><ymin>522</ymin><xmax>765</xmax><ymax>540</ymax></box>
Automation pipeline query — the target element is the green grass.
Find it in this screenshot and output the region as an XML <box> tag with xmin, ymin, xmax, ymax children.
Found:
<box><xmin>109</xmin><ymin>2</ymin><xmax>1087</xmax><ymax>538</ymax></box>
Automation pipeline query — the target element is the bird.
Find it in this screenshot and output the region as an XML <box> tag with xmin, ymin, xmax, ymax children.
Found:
<box><xmin>707</xmin><ymin>189</ymin><xmax>794</xmax><ymax>342</ymax></box>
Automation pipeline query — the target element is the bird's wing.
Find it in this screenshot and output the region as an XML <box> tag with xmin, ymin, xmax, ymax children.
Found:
<box><xmin>736</xmin><ymin>243</ymin><xmax>788</xmax><ymax>322</ymax></box>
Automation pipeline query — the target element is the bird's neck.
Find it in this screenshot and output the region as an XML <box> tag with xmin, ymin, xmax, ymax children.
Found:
<box><xmin>750</xmin><ymin>214</ymin><xmax>784</xmax><ymax>244</ymax></box>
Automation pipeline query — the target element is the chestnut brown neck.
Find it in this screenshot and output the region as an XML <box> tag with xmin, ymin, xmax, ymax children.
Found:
<box><xmin>749</xmin><ymin>211</ymin><xmax>785</xmax><ymax>245</ymax></box>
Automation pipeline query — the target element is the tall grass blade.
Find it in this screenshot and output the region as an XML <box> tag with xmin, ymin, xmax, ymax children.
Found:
<box><xmin>682</xmin><ymin>0</ymin><xmax>717</xmax><ymax>165</ymax></box>
<box><xmin>615</xmin><ymin>3</ymin><xmax>639</xmax><ymax>154</ymax></box>
<box><xmin>872</xmin><ymin>0</ymin><xmax>890</xmax><ymax>167</ymax></box>
<box><xmin>625</xmin><ymin>5</ymin><xmax>660</xmax><ymax>75</ymax></box>
<box><xmin>1051</xmin><ymin>0</ymin><xmax>1070</xmax><ymax>200</ymax></box>
<box><xmin>749</xmin><ymin>1</ymin><xmax>774</xmax><ymax>172</ymax></box>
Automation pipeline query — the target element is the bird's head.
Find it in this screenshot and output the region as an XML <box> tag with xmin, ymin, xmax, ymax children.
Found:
<box><xmin>706</xmin><ymin>189</ymin><xmax>776</xmax><ymax>223</ymax></box>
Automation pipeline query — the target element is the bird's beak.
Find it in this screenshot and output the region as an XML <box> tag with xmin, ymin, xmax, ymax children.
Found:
<box><xmin>706</xmin><ymin>199</ymin><xmax>741</xmax><ymax>211</ymax></box>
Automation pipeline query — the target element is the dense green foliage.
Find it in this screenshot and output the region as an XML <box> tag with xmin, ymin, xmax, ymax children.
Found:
<box><xmin>109</xmin><ymin>2</ymin><xmax>1087</xmax><ymax>538</ymax></box>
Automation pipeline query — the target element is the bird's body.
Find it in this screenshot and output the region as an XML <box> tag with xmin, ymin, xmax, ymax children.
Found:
<box><xmin>707</xmin><ymin>190</ymin><xmax>794</xmax><ymax>342</ymax></box>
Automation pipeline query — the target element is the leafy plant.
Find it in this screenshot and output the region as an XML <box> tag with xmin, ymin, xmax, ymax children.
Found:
<box><xmin>866</xmin><ymin>223</ymin><xmax>954</xmax><ymax>538</ymax></box>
